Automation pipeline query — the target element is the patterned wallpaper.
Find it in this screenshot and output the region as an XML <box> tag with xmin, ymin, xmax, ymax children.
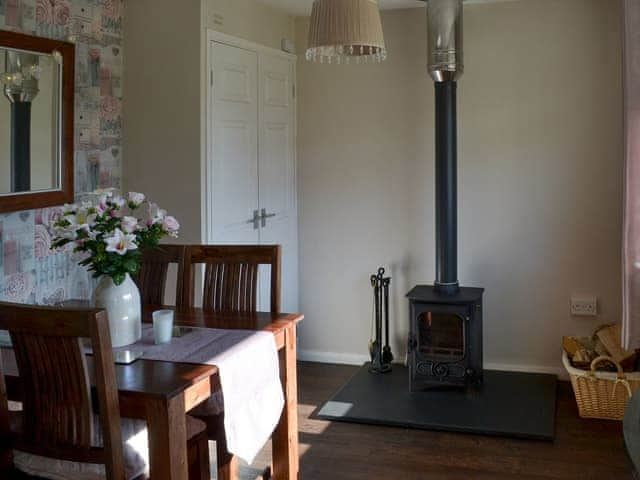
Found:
<box><xmin>0</xmin><ymin>0</ymin><xmax>123</xmax><ymax>304</ymax></box>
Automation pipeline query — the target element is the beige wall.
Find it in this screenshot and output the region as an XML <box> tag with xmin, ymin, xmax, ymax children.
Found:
<box><xmin>295</xmin><ymin>0</ymin><xmax>623</xmax><ymax>373</ymax></box>
<box><xmin>123</xmin><ymin>0</ymin><xmax>203</xmax><ymax>243</ymax></box>
<box><xmin>202</xmin><ymin>0</ymin><xmax>295</xmax><ymax>51</ymax></box>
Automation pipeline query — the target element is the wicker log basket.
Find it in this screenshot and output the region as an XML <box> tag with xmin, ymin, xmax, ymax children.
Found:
<box><xmin>563</xmin><ymin>352</ymin><xmax>640</xmax><ymax>420</ymax></box>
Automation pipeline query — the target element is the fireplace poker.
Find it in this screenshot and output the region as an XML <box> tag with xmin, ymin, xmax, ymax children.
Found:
<box><xmin>382</xmin><ymin>277</ymin><xmax>394</xmax><ymax>365</ymax></box>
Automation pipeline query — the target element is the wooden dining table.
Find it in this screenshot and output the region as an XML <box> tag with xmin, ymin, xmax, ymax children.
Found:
<box><xmin>2</xmin><ymin>305</ymin><xmax>303</xmax><ymax>480</ymax></box>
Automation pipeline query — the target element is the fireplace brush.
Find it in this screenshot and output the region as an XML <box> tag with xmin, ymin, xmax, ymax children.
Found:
<box><xmin>369</xmin><ymin>267</ymin><xmax>393</xmax><ymax>374</ymax></box>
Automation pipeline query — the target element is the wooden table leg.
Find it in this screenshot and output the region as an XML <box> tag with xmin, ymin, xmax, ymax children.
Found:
<box><xmin>272</xmin><ymin>324</ymin><xmax>299</xmax><ymax>480</ymax></box>
<box><xmin>146</xmin><ymin>393</ymin><xmax>189</xmax><ymax>480</ymax></box>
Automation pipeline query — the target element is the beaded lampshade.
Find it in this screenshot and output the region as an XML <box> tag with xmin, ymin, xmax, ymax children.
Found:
<box><xmin>306</xmin><ymin>0</ymin><xmax>387</xmax><ymax>64</ymax></box>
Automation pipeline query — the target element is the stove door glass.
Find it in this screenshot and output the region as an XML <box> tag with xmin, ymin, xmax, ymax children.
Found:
<box><xmin>417</xmin><ymin>311</ymin><xmax>465</xmax><ymax>361</ymax></box>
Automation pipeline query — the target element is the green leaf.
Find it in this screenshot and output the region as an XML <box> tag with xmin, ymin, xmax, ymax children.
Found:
<box><xmin>113</xmin><ymin>272</ymin><xmax>126</xmax><ymax>286</ymax></box>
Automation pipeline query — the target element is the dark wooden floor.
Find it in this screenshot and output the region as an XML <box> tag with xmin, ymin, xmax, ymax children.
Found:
<box><xmin>6</xmin><ymin>362</ymin><xmax>636</xmax><ymax>479</ymax></box>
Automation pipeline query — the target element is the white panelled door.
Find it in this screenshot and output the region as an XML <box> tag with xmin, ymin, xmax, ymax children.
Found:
<box><xmin>207</xmin><ymin>38</ymin><xmax>299</xmax><ymax>312</ymax></box>
<box><xmin>258</xmin><ymin>53</ymin><xmax>298</xmax><ymax>313</ymax></box>
<box><xmin>209</xmin><ymin>42</ymin><xmax>259</xmax><ymax>244</ymax></box>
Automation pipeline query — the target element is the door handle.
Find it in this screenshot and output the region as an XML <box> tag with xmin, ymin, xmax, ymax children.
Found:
<box><xmin>246</xmin><ymin>210</ymin><xmax>260</xmax><ymax>229</ymax></box>
<box><xmin>260</xmin><ymin>208</ymin><xmax>276</xmax><ymax>227</ymax></box>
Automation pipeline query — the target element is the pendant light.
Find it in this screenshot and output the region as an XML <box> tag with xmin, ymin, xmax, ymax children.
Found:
<box><xmin>306</xmin><ymin>0</ymin><xmax>387</xmax><ymax>64</ymax></box>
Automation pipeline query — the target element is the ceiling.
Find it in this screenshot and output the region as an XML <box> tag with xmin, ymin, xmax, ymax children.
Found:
<box><xmin>256</xmin><ymin>0</ymin><xmax>510</xmax><ymax>17</ymax></box>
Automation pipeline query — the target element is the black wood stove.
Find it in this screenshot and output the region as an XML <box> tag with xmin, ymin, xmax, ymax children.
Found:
<box><xmin>407</xmin><ymin>0</ymin><xmax>484</xmax><ymax>390</ymax></box>
<box><xmin>407</xmin><ymin>286</ymin><xmax>483</xmax><ymax>390</ymax></box>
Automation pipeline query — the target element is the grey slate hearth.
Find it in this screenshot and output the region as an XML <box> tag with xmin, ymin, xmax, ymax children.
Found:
<box><xmin>317</xmin><ymin>363</ymin><xmax>557</xmax><ymax>441</ymax></box>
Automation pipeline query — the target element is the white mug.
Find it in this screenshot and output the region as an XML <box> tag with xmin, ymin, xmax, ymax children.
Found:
<box><xmin>152</xmin><ymin>310</ymin><xmax>174</xmax><ymax>345</ymax></box>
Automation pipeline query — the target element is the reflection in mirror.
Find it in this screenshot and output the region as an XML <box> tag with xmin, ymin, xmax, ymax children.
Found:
<box><xmin>0</xmin><ymin>47</ymin><xmax>61</xmax><ymax>195</ymax></box>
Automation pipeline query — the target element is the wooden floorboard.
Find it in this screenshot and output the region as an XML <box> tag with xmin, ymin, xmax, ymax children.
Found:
<box><xmin>4</xmin><ymin>361</ymin><xmax>635</xmax><ymax>479</ymax></box>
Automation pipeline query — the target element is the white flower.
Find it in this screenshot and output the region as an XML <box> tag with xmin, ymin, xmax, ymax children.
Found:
<box><xmin>121</xmin><ymin>216</ymin><xmax>138</xmax><ymax>233</ymax></box>
<box><xmin>111</xmin><ymin>195</ymin><xmax>126</xmax><ymax>208</ymax></box>
<box><xmin>65</xmin><ymin>209</ymin><xmax>97</xmax><ymax>231</ymax></box>
<box><xmin>105</xmin><ymin>228</ymin><xmax>138</xmax><ymax>256</ymax></box>
<box><xmin>150</xmin><ymin>204</ymin><xmax>167</xmax><ymax>223</ymax></box>
<box><xmin>53</xmin><ymin>224</ymin><xmax>76</xmax><ymax>240</ymax></box>
<box><xmin>93</xmin><ymin>188</ymin><xmax>114</xmax><ymax>197</ymax></box>
<box><xmin>62</xmin><ymin>203</ymin><xmax>76</xmax><ymax>214</ymax></box>
<box><xmin>128</xmin><ymin>192</ymin><xmax>145</xmax><ymax>205</ymax></box>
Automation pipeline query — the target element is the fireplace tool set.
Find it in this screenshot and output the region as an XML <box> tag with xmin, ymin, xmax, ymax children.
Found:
<box><xmin>369</xmin><ymin>267</ymin><xmax>393</xmax><ymax>374</ymax></box>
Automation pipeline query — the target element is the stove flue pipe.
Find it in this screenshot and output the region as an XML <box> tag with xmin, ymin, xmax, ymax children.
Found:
<box><xmin>425</xmin><ymin>0</ymin><xmax>463</xmax><ymax>295</ymax></box>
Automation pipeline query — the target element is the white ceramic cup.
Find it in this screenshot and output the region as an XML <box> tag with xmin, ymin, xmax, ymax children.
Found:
<box><xmin>152</xmin><ymin>310</ymin><xmax>174</xmax><ymax>345</ymax></box>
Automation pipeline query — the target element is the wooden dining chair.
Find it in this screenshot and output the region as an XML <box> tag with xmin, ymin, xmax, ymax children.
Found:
<box><xmin>181</xmin><ymin>244</ymin><xmax>281</xmax><ymax>313</ymax></box>
<box><xmin>182</xmin><ymin>244</ymin><xmax>282</xmax><ymax>480</ymax></box>
<box><xmin>0</xmin><ymin>302</ymin><xmax>210</xmax><ymax>480</ymax></box>
<box><xmin>132</xmin><ymin>244</ymin><xmax>186</xmax><ymax>306</ymax></box>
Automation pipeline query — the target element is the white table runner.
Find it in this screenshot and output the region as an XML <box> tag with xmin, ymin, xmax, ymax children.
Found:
<box><xmin>120</xmin><ymin>325</ymin><xmax>284</xmax><ymax>464</ymax></box>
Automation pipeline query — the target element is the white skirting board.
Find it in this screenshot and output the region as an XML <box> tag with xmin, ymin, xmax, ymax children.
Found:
<box><xmin>297</xmin><ymin>349</ymin><xmax>568</xmax><ymax>380</ymax></box>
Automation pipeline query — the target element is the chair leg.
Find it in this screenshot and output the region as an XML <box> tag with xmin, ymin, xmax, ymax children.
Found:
<box><xmin>188</xmin><ymin>430</ymin><xmax>211</xmax><ymax>480</ymax></box>
<box><xmin>216</xmin><ymin>437</ymin><xmax>237</xmax><ymax>480</ymax></box>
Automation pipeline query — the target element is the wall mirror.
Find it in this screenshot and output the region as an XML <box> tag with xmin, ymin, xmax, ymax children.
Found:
<box><xmin>0</xmin><ymin>31</ymin><xmax>74</xmax><ymax>213</ymax></box>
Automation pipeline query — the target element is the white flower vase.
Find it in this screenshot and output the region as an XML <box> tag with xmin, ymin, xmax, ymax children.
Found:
<box><xmin>92</xmin><ymin>273</ymin><xmax>142</xmax><ymax>348</ymax></box>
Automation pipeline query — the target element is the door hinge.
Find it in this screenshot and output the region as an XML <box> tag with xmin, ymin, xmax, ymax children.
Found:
<box><xmin>293</xmin><ymin>84</ymin><xmax>296</xmax><ymax>99</ymax></box>
<box><xmin>210</xmin><ymin>70</ymin><xmax>214</xmax><ymax>87</ymax></box>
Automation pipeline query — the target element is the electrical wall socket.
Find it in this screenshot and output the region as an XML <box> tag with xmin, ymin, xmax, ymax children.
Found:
<box><xmin>570</xmin><ymin>295</ymin><xmax>597</xmax><ymax>316</ymax></box>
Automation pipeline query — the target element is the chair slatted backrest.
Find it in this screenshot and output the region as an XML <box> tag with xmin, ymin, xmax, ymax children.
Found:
<box><xmin>0</xmin><ymin>302</ymin><xmax>125</xmax><ymax>479</ymax></box>
<box><xmin>133</xmin><ymin>244</ymin><xmax>186</xmax><ymax>306</ymax></box>
<box><xmin>182</xmin><ymin>245</ymin><xmax>281</xmax><ymax>313</ymax></box>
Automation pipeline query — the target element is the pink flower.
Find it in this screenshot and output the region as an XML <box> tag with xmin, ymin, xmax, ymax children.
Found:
<box><xmin>95</xmin><ymin>196</ymin><xmax>109</xmax><ymax>215</ymax></box>
<box><xmin>121</xmin><ymin>216</ymin><xmax>138</xmax><ymax>233</ymax></box>
<box><xmin>162</xmin><ymin>216</ymin><xmax>180</xmax><ymax>234</ymax></box>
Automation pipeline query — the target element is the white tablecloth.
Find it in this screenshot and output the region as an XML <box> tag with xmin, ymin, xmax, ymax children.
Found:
<box><xmin>120</xmin><ymin>325</ymin><xmax>284</xmax><ymax>464</ymax></box>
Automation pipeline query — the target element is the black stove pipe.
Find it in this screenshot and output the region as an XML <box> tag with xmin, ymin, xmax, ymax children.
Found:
<box><xmin>434</xmin><ymin>81</ymin><xmax>459</xmax><ymax>295</ymax></box>
<box><xmin>4</xmin><ymin>51</ymin><xmax>39</xmax><ymax>193</ymax></box>
<box><xmin>425</xmin><ymin>0</ymin><xmax>462</xmax><ymax>295</ymax></box>
<box><xmin>10</xmin><ymin>102</ymin><xmax>31</xmax><ymax>192</ymax></box>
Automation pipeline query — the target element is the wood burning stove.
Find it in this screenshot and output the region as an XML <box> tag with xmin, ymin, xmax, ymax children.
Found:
<box><xmin>407</xmin><ymin>286</ymin><xmax>483</xmax><ymax>390</ymax></box>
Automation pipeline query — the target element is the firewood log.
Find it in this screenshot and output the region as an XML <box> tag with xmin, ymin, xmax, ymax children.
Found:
<box><xmin>595</xmin><ymin>324</ymin><xmax>637</xmax><ymax>371</ymax></box>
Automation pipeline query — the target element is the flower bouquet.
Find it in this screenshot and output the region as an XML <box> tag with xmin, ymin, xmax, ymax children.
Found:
<box><xmin>51</xmin><ymin>190</ymin><xmax>180</xmax><ymax>347</ymax></box>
